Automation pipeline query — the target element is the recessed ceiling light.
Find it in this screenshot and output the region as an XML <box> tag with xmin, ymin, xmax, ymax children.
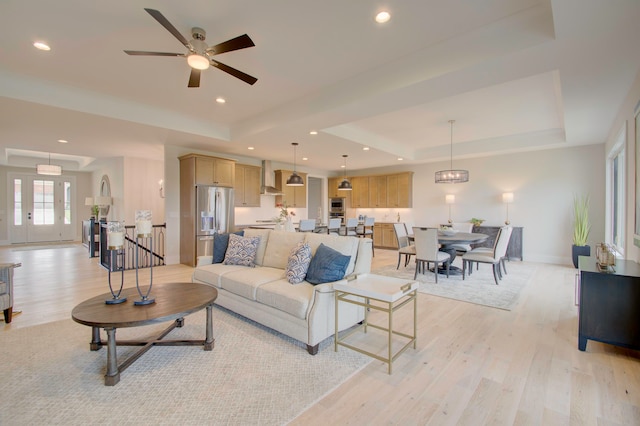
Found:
<box><xmin>33</xmin><ymin>41</ymin><xmax>51</xmax><ymax>51</ymax></box>
<box><xmin>248</xmin><ymin>146</ymin><xmax>255</xmax><ymax>150</ymax></box>
<box><xmin>302</xmin><ymin>157</ymin><xmax>308</xmax><ymax>161</ymax></box>
<box><xmin>309</xmin><ymin>130</ymin><xmax>318</xmax><ymax>135</ymax></box>
<box><xmin>341</xmin><ymin>165</ymin><xmax>346</xmax><ymax>168</ymax></box>
<box><xmin>362</xmin><ymin>147</ymin><xmax>370</xmax><ymax>151</ymax></box>
<box><xmin>397</xmin><ymin>157</ymin><xmax>404</xmax><ymax>161</ymax></box>
<box><xmin>375</xmin><ymin>11</ymin><xmax>391</xmax><ymax>24</ymax></box>
<box><xmin>216</xmin><ymin>97</ymin><xmax>226</xmax><ymax>104</ymax></box>
<box><xmin>57</xmin><ymin>139</ymin><xmax>68</xmax><ymax>144</ymax></box>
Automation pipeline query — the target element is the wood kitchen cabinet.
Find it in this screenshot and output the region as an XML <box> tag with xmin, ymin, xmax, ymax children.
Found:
<box><xmin>274</xmin><ymin>170</ymin><xmax>308</xmax><ymax>207</ymax></box>
<box><xmin>351</xmin><ymin>176</ymin><xmax>370</xmax><ymax>208</ymax></box>
<box><xmin>373</xmin><ymin>222</ymin><xmax>399</xmax><ymax>249</ymax></box>
<box><xmin>235</xmin><ymin>164</ymin><xmax>261</xmax><ymax>207</ymax></box>
<box><xmin>179</xmin><ymin>153</ymin><xmax>236</xmax><ymax>187</ymax></box>
<box><xmin>369</xmin><ymin>175</ymin><xmax>388</xmax><ymax>208</ymax></box>
<box><xmin>387</xmin><ymin>172</ymin><xmax>413</xmax><ymax>208</ymax></box>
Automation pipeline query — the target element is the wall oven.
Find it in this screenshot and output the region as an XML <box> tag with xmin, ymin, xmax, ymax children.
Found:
<box><xmin>329</xmin><ymin>197</ymin><xmax>346</xmax><ymax>223</ymax></box>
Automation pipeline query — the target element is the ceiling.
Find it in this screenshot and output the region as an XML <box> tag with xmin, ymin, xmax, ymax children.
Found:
<box><xmin>1</xmin><ymin>0</ymin><xmax>639</xmax><ymax>173</ymax></box>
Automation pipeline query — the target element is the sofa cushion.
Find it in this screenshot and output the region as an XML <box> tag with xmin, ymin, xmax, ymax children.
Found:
<box><xmin>263</xmin><ymin>231</ymin><xmax>306</xmax><ymax>269</ymax></box>
<box><xmin>192</xmin><ymin>263</ymin><xmax>247</xmax><ymax>288</ymax></box>
<box><xmin>243</xmin><ymin>229</ymin><xmax>271</xmax><ymax>266</ymax></box>
<box><xmin>256</xmin><ymin>279</ymin><xmax>315</xmax><ymax>319</ymax></box>
<box><xmin>223</xmin><ymin>234</ymin><xmax>260</xmax><ymax>267</ymax></box>
<box><xmin>285</xmin><ymin>242</ymin><xmax>312</xmax><ymax>284</ymax></box>
<box><xmin>304</xmin><ymin>233</ymin><xmax>359</xmax><ymax>276</ymax></box>
<box><xmin>213</xmin><ymin>231</ymin><xmax>244</xmax><ymax>263</ymax></box>
<box><xmin>221</xmin><ymin>267</ymin><xmax>285</xmax><ymax>300</ymax></box>
<box><xmin>305</xmin><ymin>243</ymin><xmax>351</xmax><ymax>285</ymax></box>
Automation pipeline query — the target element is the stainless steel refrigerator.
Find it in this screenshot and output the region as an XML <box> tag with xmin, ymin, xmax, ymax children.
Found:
<box><xmin>196</xmin><ymin>185</ymin><xmax>235</xmax><ymax>258</ymax></box>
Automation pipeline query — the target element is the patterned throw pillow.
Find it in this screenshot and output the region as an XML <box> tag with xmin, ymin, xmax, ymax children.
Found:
<box><xmin>305</xmin><ymin>243</ymin><xmax>351</xmax><ymax>285</ymax></box>
<box><xmin>212</xmin><ymin>231</ymin><xmax>244</xmax><ymax>264</ymax></box>
<box><xmin>223</xmin><ymin>234</ymin><xmax>260</xmax><ymax>267</ymax></box>
<box><xmin>285</xmin><ymin>242</ymin><xmax>312</xmax><ymax>284</ymax></box>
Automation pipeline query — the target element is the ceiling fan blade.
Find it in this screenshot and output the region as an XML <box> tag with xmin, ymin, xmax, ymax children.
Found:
<box><xmin>206</xmin><ymin>34</ymin><xmax>255</xmax><ymax>55</ymax></box>
<box><xmin>144</xmin><ymin>8</ymin><xmax>191</xmax><ymax>50</ymax></box>
<box><xmin>188</xmin><ymin>69</ymin><xmax>201</xmax><ymax>88</ymax></box>
<box><xmin>211</xmin><ymin>60</ymin><xmax>258</xmax><ymax>85</ymax></box>
<box><xmin>124</xmin><ymin>50</ymin><xmax>185</xmax><ymax>57</ymax></box>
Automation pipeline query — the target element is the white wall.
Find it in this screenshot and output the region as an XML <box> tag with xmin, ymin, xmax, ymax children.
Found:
<box><xmin>123</xmin><ymin>157</ymin><xmax>165</xmax><ymax>225</ymax></box>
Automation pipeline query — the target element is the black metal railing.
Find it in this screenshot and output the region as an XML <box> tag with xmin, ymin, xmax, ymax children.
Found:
<box><xmin>100</xmin><ymin>223</ymin><xmax>166</xmax><ymax>271</ymax></box>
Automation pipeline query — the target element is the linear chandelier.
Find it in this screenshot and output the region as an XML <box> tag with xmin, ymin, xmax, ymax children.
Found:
<box><xmin>36</xmin><ymin>153</ymin><xmax>62</xmax><ymax>176</ymax></box>
<box><xmin>435</xmin><ymin>120</ymin><xmax>468</xmax><ymax>184</ymax></box>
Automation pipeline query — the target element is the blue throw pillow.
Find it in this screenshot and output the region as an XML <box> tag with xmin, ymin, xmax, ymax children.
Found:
<box><xmin>305</xmin><ymin>243</ymin><xmax>351</xmax><ymax>285</ymax></box>
<box><xmin>213</xmin><ymin>231</ymin><xmax>244</xmax><ymax>264</ymax></box>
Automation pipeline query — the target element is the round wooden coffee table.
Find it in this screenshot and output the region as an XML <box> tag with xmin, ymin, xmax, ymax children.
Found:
<box><xmin>72</xmin><ymin>282</ymin><xmax>218</xmax><ymax>386</ymax></box>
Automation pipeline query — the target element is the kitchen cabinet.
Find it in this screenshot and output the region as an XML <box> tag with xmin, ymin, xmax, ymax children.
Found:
<box><xmin>179</xmin><ymin>153</ymin><xmax>236</xmax><ymax>187</ymax></box>
<box><xmin>351</xmin><ymin>176</ymin><xmax>370</xmax><ymax>208</ymax></box>
<box><xmin>274</xmin><ymin>170</ymin><xmax>308</xmax><ymax>208</ymax></box>
<box><xmin>387</xmin><ymin>172</ymin><xmax>413</xmax><ymax>208</ymax></box>
<box><xmin>369</xmin><ymin>175</ymin><xmax>388</xmax><ymax>208</ymax></box>
<box><xmin>235</xmin><ymin>164</ymin><xmax>261</xmax><ymax>207</ymax></box>
<box><xmin>373</xmin><ymin>222</ymin><xmax>398</xmax><ymax>249</ymax></box>
<box><xmin>578</xmin><ymin>256</ymin><xmax>640</xmax><ymax>351</ymax></box>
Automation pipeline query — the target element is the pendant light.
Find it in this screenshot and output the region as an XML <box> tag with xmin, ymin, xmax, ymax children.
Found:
<box><xmin>435</xmin><ymin>120</ymin><xmax>469</xmax><ymax>184</ymax></box>
<box><xmin>337</xmin><ymin>154</ymin><xmax>352</xmax><ymax>191</ymax></box>
<box><xmin>286</xmin><ymin>142</ymin><xmax>304</xmax><ymax>186</ymax></box>
<box><xmin>36</xmin><ymin>153</ymin><xmax>62</xmax><ymax>176</ymax></box>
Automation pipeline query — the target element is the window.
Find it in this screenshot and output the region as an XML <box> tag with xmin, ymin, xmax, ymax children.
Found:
<box><xmin>14</xmin><ymin>179</ymin><xmax>22</xmax><ymax>226</ymax></box>
<box><xmin>607</xmin><ymin>126</ymin><xmax>626</xmax><ymax>254</ymax></box>
<box><xmin>33</xmin><ymin>179</ymin><xmax>55</xmax><ymax>225</ymax></box>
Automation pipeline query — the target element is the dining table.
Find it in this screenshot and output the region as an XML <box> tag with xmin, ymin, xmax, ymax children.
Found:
<box><xmin>411</xmin><ymin>229</ymin><xmax>489</xmax><ymax>275</ymax></box>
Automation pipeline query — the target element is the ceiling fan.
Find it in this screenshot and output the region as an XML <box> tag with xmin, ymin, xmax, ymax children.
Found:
<box><xmin>124</xmin><ymin>8</ymin><xmax>257</xmax><ymax>87</ymax></box>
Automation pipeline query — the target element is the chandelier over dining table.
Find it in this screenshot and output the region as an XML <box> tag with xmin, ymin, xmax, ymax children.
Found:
<box><xmin>435</xmin><ymin>120</ymin><xmax>469</xmax><ymax>184</ymax></box>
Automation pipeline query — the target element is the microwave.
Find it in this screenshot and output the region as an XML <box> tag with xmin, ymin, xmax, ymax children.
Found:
<box><xmin>330</xmin><ymin>198</ymin><xmax>345</xmax><ymax>210</ymax></box>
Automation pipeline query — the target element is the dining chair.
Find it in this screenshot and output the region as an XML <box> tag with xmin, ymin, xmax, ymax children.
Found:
<box><xmin>462</xmin><ymin>226</ymin><xmax>512</xmax><ymax>285</ymax></box>
<box><xmin>393</xmin><ymin>223</ymin><xmax>415</xmax><ymax>269</ymax></box>
<box><xmin>448</xmin><ymin>222</ymin><xmax>474</xmax><ymax>255</ymax></box>
<box><xmin>298</xmin><ymin>219</ymin><xmax>317</xmax><ymax>232</ymax></box>
<box><xmin>468</xmin><ymin>226</ymin><xmax>513</xmax><ymax>275</ymax></box>
<box><xmin>344</xmin><ymin>218</ymin><xmax>359</xmax><ymax>237</ymax></box>
<box><xmin>327</xmin><ymin>218</ymin><xmax>342</xmax><ymax>236</ymax></box>
<box><xmin>0</xmin><ymin>262</ymin><xmax>21</xmax><ymax>323</ymax></box>
<box><xmin>413</xmin><ymin>228</ymin><xmax>450</xmax><ymax>283</ymax></box>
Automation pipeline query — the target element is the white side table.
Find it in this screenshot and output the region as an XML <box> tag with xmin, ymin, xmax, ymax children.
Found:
<box><xmin>334</xmin><ymin>273</ymin><xmax>418</xmax><ymax>374</ymax></box>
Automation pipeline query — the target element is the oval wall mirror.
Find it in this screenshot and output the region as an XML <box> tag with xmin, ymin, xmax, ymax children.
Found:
<box><xmin>100</xmin><ymin>175</ymin><xmax>111</xmax><ymax>217</ymax></box>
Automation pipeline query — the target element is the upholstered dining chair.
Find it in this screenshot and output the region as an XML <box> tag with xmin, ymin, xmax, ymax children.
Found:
<box><xmin>462</xmin><ymin>226</ymin><xmax>512</xmax><ymax>285</ymax></box>
<box><xmin>448</xmin><ymin>222</ymin><xmax>474</xmax><ymax>255</ymax></box>
<box><xmin>413</xmin><ymin>228</ymin><xmax>450</xmax><ymax>283</ymax></box>
<box><xmin>327</xmin><ymin>218</ymin><xmax>342</xmax><ymax>236</ymax></box>
<box><xmin>393</xmin><ymin>223</ymin><xmax>415</xmax><ymax>269</ymax></box>
<box><xmin>344</xmin><ymin>218</ymin><xmax>359</xmax><ymax>237</ymax></box>
<box><xmin>298</xmin><ymin>219</ymin><xmax>316</xmax><ymax>232</ymax></box>
<box><xmin>1</xmin><ymin>262</ymin><xmax>21</xmax><ymax>323</ymax></box>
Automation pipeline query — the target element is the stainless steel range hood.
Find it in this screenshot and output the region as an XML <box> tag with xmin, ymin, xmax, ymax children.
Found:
<box><xmin>260</xmin><ymin>160</ymin><xmax>283</xmax><ymax>195</ymax></box>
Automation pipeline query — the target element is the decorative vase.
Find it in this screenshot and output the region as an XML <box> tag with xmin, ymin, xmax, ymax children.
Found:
<box><xmin>285</xmin><ymin>217</ymin><xmax>295</xmax><ymax>232</ymax></box>
<box><xmin>572</xmin><ymin>244</ymin><xmax>591</xmax><ymax>268</ymax></box>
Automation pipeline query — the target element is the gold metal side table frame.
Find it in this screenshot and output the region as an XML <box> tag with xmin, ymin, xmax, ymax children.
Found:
<box><xmin>334</xmin><ymin>280</ymin><xmax>417</xmax><ymax>374</ymax></box>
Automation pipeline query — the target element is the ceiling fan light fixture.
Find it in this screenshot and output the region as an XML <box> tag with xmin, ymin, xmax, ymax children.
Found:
<box><xmin>435</xmin><ymin>120</ymin><xmax>469</xmax><ymax>184</ymax></box>
<box><xmin>187</xmin><ymin>53</ymin><xmax>210</xmax><ymax>70</ymax></box>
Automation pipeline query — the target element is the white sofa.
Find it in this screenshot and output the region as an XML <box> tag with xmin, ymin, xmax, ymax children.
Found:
<box><xmin>192</xmin><ymin>229</ymin><xmax>372</xmax><ymax>354</ymax></box>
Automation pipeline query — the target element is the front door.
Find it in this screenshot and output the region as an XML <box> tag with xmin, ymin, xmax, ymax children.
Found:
<box><xmin>9</xmin><ymin>173</ymin><xmax>76</xmax><ymax>243</ymax></box>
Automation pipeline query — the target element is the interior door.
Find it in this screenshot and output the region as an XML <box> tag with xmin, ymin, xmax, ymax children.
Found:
<box><xmin>9</xmin><ymin>173</ymin><xmax>76</xmax><ymax>243</ymax></box>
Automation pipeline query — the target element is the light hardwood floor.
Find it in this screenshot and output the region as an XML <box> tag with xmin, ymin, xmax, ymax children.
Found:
<box><xmin>2</xmin><ymin>243</ymin><xmax>640</xmax><ymax>425</ymax></box>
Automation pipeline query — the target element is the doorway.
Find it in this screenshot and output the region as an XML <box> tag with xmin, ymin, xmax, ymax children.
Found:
<box><xmin>8</xmin><ymin>172</ymin><xmax>76</xmax><ymax>243</ymax></box>
<box><xmin>307</xmin><ymin>177</ymin><xmax>323</xmax><ymax>221</ymax></box>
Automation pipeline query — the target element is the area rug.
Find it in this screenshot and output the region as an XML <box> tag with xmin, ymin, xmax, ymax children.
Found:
<box><xmin>373</xmin><ymin>259</ymin><xmax>537</xmax><ymax>311</ymax></box>
<box><xmin>0</xmin><ymin>306</ymin><xmax>370</xmax><ymax>425</ymax></box>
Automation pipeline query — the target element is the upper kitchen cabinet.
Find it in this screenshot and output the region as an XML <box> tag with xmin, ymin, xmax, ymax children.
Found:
<box><xmin>387</xmin><ymin>172</ymin><xmax>413</xmax><ymax>208</ymax></box>
<box><xmin>350</xmin><ymin>176</ymin><xmax>370</xmax><ymax>208</ymax></box>
<box><xmin>369</xmin><ymin>175</ymin><xmax>388</xmax><ymax>208</ymax></box>
<box><xmin>235</xmin><ymin>164</ymin><xmax>261</xmax><ymax>207</ymax></box>
<box><xmin>179</xmin><ymin>153</ymin><xmax>236</xmax><ymax>187</ymax></box>
<box><xmin>274</xmin><ymin>170</ymin><xmax>308</xmax><ymax>208</ymax></box>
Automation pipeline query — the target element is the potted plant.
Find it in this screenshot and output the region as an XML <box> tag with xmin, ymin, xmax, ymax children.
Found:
<box><xmin>572</xmin><ymin>194</ymin><xmax>591</xmax><ymax>268</ymax></box>
<box><xmin>91</xmin><ymin>205</ymin><xmax>100</xmax><ymax>219</ymax></box>
<box><xmin>470</xmin><ymin>218</ymin><xmax>484</xmax><ymax>227</ymax></box>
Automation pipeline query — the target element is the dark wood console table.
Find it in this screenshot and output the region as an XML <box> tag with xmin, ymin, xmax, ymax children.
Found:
<box><xmin>472</xmin><ymin>225</ymin><xmax>523</xmax><ymax>260</ymax></box>
<box><xmin>578</xmin><ymin>256</ymin><xmax>640</xmax><ymax>351</ymax></box>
